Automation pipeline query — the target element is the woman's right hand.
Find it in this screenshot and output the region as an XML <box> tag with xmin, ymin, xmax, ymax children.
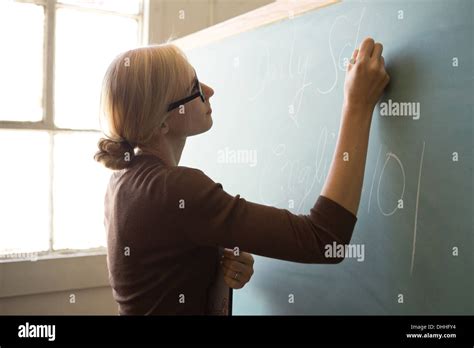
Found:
<box><xmin>343</xmin><ymin>37</ymin><xmax>390</xmax><ymax>114</ymax></box>
<box><xmin>321</xmin><ymin>37</ymin><xmax>390</xmax><ymax>216</ymax></box>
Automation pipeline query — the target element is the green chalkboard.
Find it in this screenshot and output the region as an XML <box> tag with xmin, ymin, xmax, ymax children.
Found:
<box><xmin>180</xmin><ymin>0</ymin><xmax>473</xmax><ymax>314</ymax></box>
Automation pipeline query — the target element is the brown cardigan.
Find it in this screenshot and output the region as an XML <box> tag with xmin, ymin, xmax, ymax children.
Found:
<box><xmin>104</xmin><ymin>154</ymin><xmax>357</xmax><ymax>315</ymax></box>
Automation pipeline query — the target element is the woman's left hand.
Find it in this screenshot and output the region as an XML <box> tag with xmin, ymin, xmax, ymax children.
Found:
<box><xmin>220</xmin><ymin>248</ymin><xmax>254</xmax><ymax>289</ymax></box>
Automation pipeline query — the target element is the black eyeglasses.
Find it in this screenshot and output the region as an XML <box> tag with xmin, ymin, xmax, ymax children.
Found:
<box><xmin>167</xmin><ymin>73</ymin><xmax>205</xmax><ymax>112</ymax></box>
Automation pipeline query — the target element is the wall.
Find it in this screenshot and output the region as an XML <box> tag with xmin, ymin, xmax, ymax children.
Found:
<box><xmin>147</xmin><ymin>0</ymin><xmax>275</xmax><ymax>44</ymax></box>
<box><xmin>0</xmin><ymin>254</ymin><xmax>116</xmax><ymax>314</ymax></box>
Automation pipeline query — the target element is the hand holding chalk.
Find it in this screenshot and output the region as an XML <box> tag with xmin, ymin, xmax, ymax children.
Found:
<box><xmin>343</xmin><ymin>37</ymin><xmax>390</xmax><ymax>114</ymax></box>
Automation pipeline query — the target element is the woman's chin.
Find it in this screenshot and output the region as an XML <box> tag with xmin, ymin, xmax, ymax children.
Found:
<box><xmin>206</xmin><ymin>115</ymin><xmax>213</xmax><ymax>129</ymax></box>
<box><xmin>190</xmin><ymin>117</ymin><xmax>212</xmax><ymax>136</ymax></box>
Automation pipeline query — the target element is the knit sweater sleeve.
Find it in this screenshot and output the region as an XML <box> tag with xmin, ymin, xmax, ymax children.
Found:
<box><xmin>172</xmin><ymin>166</ymin><xmax>357</xmax><ymax>264</ymax></box>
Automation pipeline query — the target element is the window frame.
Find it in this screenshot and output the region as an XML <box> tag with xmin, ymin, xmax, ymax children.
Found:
<box><xmin>0</xmin><ymin>0</ymin><xmax>148</xmax><ymax>262</ymax></box>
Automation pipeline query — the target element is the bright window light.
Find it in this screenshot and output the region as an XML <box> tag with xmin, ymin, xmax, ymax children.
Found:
<box><xmin>54</xmin><ymin>8</ymin><xmax>139</xmax><ymax>129</ymax></box>
<box><xmin>58</xmin><ymin>0</ymin><xmax>141</xmax><ymax>15</ymax></box>
<box><xmin>0</xmin><ymin>2</ymin><xmax>44</xmax><ymax>122</ymax></box>
<box><xmin>0</xmin><ymin>130</ymin><xmax>50</xmax><ymax>256</ymax></box>
<box><xmin>0</xmin><ymin>0</ymin><xmax>143</xmax><ymax>258</ymax></box>
<box><xmin>53</xmin><ymin>132</ymin><xmax>111</xmax><ymax>250</ymax></box>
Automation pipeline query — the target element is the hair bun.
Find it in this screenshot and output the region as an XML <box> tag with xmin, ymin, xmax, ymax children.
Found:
<box><xmin>94</xmin><ymin>138</ymin><xmax>136</xmax><ymax>170</ymax></box>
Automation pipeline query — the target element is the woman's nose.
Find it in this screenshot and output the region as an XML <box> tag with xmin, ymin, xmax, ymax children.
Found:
<box><xmin>202</xmin><ymin>83</ymin><xmax>214</xmax><ymax>99</ymax></box>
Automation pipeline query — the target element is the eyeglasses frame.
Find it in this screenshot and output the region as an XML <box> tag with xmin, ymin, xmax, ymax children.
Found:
<box><xmin>167</xmin><ymin>72</ymin><xmax>205</xmax><ymax>112</ymax></box>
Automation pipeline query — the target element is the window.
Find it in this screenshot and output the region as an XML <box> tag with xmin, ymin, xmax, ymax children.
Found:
<box><xmin>0</xmin><ymin>0</ymin><xmax>145</xmax><ymax>260</ymax></box>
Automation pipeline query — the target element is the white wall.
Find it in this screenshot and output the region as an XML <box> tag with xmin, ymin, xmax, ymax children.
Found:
<box><xmin>147</xmin><ymin>0</ymin><xmax>275</xmax><ymax>44</ymax></box>
<box><xmin>0</xmin><ymin>254</ymin><xmax>117</xmax><ymax>314</ymax></box>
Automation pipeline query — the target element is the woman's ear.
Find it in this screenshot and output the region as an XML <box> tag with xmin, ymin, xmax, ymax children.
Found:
<box><xmin>160</xmin><ymin>121</ymin><xmax>170</xmax><ymax>135</ymax></box>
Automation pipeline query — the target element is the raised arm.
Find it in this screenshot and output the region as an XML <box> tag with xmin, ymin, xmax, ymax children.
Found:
<box><xmin>174</xmin><ymin>37</ymin><xmax>389</xmax><ymax>264</ymax></box>
<box><xmin>322</xmin><ymin>38</ymin><xmax>390</xmax><ymax>215</ymax></box>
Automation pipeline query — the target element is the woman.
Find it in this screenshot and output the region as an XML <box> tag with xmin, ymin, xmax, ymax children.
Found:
<box><xmin>95</xmin><ymin>37</ymin><xmax>389</xmax><ymax>315</ymax></box>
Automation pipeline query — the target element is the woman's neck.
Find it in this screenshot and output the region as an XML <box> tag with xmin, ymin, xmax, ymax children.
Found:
<box><xmin>138</xmin><ymin>135</ymin><xmax>186</xmax><ymax>167</ymax></box>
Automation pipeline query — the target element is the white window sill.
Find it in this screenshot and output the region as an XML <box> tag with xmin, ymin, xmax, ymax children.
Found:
<box><xmin>0</xmin><ymin>247</ymin><xmax>107</xmax><ymax>264</ymax></box>
<box><xmin>0</xmin><ymin>249</ymin><xmax>110</xmax><ymax>299</ymax></box>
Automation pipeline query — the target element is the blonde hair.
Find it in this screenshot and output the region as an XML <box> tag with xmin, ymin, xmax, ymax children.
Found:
<box><xmin>94</xmin><ymin>44</ymin><xmax>194</xmax><ymax>170</ymax></box>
